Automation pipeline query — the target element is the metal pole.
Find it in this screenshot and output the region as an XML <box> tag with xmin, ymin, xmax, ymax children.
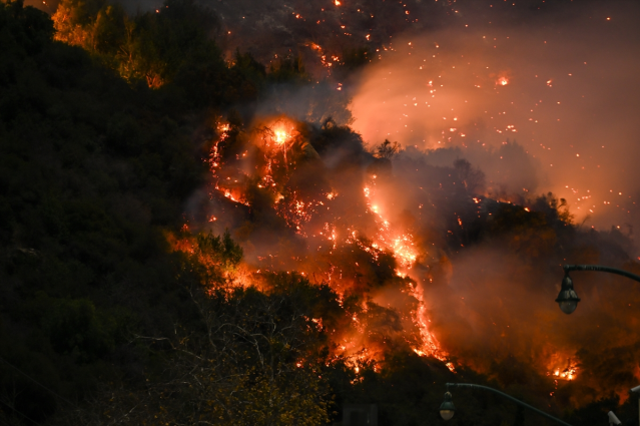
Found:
<box><xmin>564</xmin><ymin>264</ymin><xmax>640</xmax><ymax>284</ymax></box>
<box><xmin>446</xmin><ymin>383</ymin><xmax>572</xmax><ymax>426</ymax></box>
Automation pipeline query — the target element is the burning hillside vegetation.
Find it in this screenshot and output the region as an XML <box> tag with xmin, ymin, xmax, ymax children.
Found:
<box><xmin>8</xmin><ymin>0</ymin><xmax>640</xmax><ymax>423</ymax></box>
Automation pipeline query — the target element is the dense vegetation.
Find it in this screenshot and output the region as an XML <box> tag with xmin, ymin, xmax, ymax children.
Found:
<box><xmin>1</xmin><ymin>0</ymin><xmax>639</xmax><ymax>425</ymax></box>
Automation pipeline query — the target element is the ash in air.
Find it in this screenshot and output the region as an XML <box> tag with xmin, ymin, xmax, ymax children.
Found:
<box><xmin>58</xmin><ymin>0</ymin><xmax>637</xmax><ymax>408</ymax></box>
<box><xmin>146</xmin><ymin>0</ymin><xmax>640</xmax><ymax>236</ymax></box>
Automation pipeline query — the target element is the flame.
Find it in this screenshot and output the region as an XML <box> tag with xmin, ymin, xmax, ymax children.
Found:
<box><xmin>361</xmin><ymin>179</ymin><xmax>419</xmax><ymax>270</ymax></box>
<box><xmin>392</xmin><ymin>235</ymin><xmax>418</xmax><ymax>268</ymax></box>
<box><xmin>548</xmin><ymin>358</ymin><xmax>579</xmax><ymax>382</ymax></box>
<box><xmin>267</xmin><ymin>118</ymin><xmax>296</xmax><ymax>147</ymax></box>
<box><xmin>187</xmin><ymin>114</ymin><xmax>453</xmax><ymax>375</ymax></box>
<box><xmin>409</xmin><ymin>281</ymin><xmax>454</xmax><ymax>371</ymax></box>
<box><xmin>275</xmin><ymin>129</ymin><xmax>288</xmax><ymax>145</ymax></box>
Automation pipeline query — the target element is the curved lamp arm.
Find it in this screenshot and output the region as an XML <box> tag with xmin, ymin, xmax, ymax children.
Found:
<box><xmin>446</xmin><ymin>383</ymin><xmax>572</xmax><ymax>426</ymax></box>
<box><xmin>564</xmin><ymin>265</ymin><xmax>640</xmax><ymax>284</ymax></box>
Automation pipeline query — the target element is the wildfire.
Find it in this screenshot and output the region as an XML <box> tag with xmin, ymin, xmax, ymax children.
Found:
<box><xmin>409</xmin><ymin>281</ymin><xmax>454</xmax><ymax>371</ymax></box>
<box><xmin>554</xmin><ymin>369</ymin><xmax>575</xmax><ymax>380</ymax></box>
<box><xmin>549</xmin><ymin>359</ymin><xmax>579</xmax><ymax>382</ymax></box>
<box><xmin>349</xmin><ymin>176</ymin><xmax>451</xmax><ymax>368</ymax></box>
<box><xmin>362</xmin><ymin>180</ymin><xmax>419</xmax><ymax>271</ymax></box>
<box><xmin>185</xmin><ymin>114</ymin><xmax>454</xmax><ymax>375</ymax></box>
<box><xmin>275</xmin><ymin>129</ymin><xmax>288</xmax><ymax>145</ymax></box>
<box><xmin>392</xmin><ymin>235</ymin><xmax>418</xmax><ymax>268</ymax></box>
<box><xmin>267</xmin><ymin>118</ymin><xmax>297</xmax><ymax>148</ymax></box>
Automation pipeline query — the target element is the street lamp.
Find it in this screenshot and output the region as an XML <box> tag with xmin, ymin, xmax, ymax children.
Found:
<box><xmin>556</xmin><ymin>264</ymin><xmax>640</xmax><ymax>314</ymax></box>
<box><xmin>440</xmin><ymin>383</ymin><xmax>572</xmax><ymax>426</ymax></box>
<box><xmin>555</xmin><ymin>272</ymin><xmax>580</xmax><ymax>314</ymax></box>
<box><xmin>608</xmin><ymin>411</ymin><xmax>622</xmax><ymax>425</ymax></box>
<box><xmin>439</xmin><ymin>392</ymin><xmax>455</xmax><ymax>420</ymax></box>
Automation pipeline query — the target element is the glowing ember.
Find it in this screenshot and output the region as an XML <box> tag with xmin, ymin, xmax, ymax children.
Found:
<box><xmin>268</xmin><ymin>118</ymin><xmax>296</xmax><ymax>148</ymax></box>
<box><xmin>392</xmin><ymin>235</ymin><xmax>418</xmax><ymax>268</ymax></box>
<box><xmin>275</xmin><ymin>129</ymin><xmax>288</xmax><ymax>145</ymax></box>
<box><xmin>549</xmin><ymin>359</ymin><xmax>579</xmax><ymax>382</ymax></box>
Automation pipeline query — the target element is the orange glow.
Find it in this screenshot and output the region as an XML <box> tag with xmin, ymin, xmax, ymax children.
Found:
<box><xmin>392</xmin><ymin>235</ymin><xmax>418</xmax><ymax>267</ymax></box>
<box><xmin>275</xmin><ymin>129</ymin><xmax>288</xmax><ymax>145</ymax></box>
<box><xmin>409</xmin><ymin>281</ymin><xmax>453</xmax><ymax>370</ymax></box>
<box><xmin>497</xmin><ymin>76</ymin><xmax>509</xmax><ymax>86</ymax></box>
<box><xmin>268</xmin><ymin>118</ymin><xmax>297</xmax><ymax>147</ymax></box>
<box><xmin>546</xmin><ymin>354</ymin><xmax>579</xmax><ymax>384</ymax></box>
<box><xmin>194</xmin><ymin>114</ymin><xmax>453</xmax><ymax>375</ymax></box>
<box><xmin>551</xmin><ymin>364</ymin><xmax>578</xmax><ymax>381</ymax></box>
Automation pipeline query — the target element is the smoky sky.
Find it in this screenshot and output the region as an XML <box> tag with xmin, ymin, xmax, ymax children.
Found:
<box><xmin>156</xmin><ymin>0</ymin><xmax>640</xmax><ymax>238</ymax></box>
<box><xmin>350</xmin><ymin>1</ymin><xmax>640</xmax><ymax>238</ymax></box>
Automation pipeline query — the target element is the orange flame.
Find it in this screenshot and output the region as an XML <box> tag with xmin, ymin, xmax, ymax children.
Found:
<box><xmin>196</xmin><ymin>114</ymin><xmax>454</xmax><ymax>374</ymax></box>
<box><xmin>275</xmin><ymin>129</ymin><xmax>288</xmax><ymax>145</ymax></box>
<box><xmin>269</xmin><ymin>119</ymin><xmax>295</xmax><ymax>146</ymax></box>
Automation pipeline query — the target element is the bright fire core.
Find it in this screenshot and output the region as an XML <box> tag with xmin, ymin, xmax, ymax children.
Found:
<box><xmin>175</xmin><ymin>115</ymin><xmax>454</xmax><ymax>374</ymax></box>
<box><xmin>275</xmin><ymin>130</ymin><xmax>288</xmax><ymax>145</ymax></box>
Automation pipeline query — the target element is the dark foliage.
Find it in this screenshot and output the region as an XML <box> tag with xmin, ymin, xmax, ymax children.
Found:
<box><xmin>0</xmin><ymin>0</ymin><xmax>210</xmax><ymax>422</ymax></box>
<box><xmin>0</xmin><ymin>1</ymin><xmax>635</xmax><ymax>425</ymax></box>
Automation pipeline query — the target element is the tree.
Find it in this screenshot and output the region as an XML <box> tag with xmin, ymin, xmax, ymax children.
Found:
<box><xmin>454</xmin><ymin>158</ymin><xmax>486</xmax><ymax>194</ymax></box>
<box><xmin>374</xmin><ymin>139</ymin><xmax>400</xmax><ymax>159</ymax></box>
<box><xmin>62</xmin><ymin>233</ymin><xmax>333</xmax><ymax>425</ymax></box>
<box><xmin>0</xmin><ymin>0</ymin><xmax>54</xmax><ymax>57</ymax></box>
<box><xmin>268</xmin><ymin>55</ymin><xmax>310</xmax><ymax>85</ymax></box>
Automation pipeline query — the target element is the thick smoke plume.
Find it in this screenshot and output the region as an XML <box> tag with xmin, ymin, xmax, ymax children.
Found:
<box><xmin>102</xmin><ymin>0</ymin><xmax>639</xmax><ymax>408</ymax></box>
<box><xmin>344</xmin><ymin>2</ymin><xmax>640</xmax><ymax>404</ymax></box>
<box><xmin>166</xmin><ymin>0</ymin><xmax>640</xmax><ymax>409</ymax></box>
<box><xmin>183</xmin><ymin>114</ymin><xmax>640</xmax><ymax>410</ymax></box>
<box><xmin>350</xmin><ymin>1</ymin><xmax>640</xmax><ymax>234</ymax></box>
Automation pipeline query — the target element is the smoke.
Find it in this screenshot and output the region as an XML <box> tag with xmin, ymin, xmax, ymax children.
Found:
<box><xmin>425</xmin><ymin>241</ymin><xmax>640</xmax><ymax>406</ymax></box>
<box><xmin>343</xmin><ymin>2</ymin><xmax>640</xmax><ymax>401</ymax></box>
<box><xmin>256</xmin><ymin>82</ymin><xmax>353</xmax><ymax>126</ymax></box>
<box><xmin>349</xmin><ymin>0</ymin><xmax>640</xmax><ymax>236</ymax></box>
<box><xmin>174</xmin><ymin>0</ymin><xmax>640</xmax><ymax>408</ymax></box>
<box><xmin>18</xmin><ymin>0</ymin><xmax>640</xmax><ymax>413</ymax></box>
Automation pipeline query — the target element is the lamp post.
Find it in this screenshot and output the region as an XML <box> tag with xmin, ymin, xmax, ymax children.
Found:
<box><xmin>439</xmin><ymin>391</ymin><xmax>455</xmax><ymax>421</ymax></box>
<box><xmin>440</xmin><ymin>383</ymin><xmax>572</xmax><ymax>426</ymax></box>
<box><xmin>608</xmin><ymin>411</ymin><xmax>622</xmax><ymax>425</ymax></box>
<box><xmin>555</xmin><ymin>264</ymin><xmax>640</xmax><ymax>314</ymax></box>
<box><xmin>555</xmin><ymin>266</ymin><xmax>640</xmax><ymax>425</ymax></box>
